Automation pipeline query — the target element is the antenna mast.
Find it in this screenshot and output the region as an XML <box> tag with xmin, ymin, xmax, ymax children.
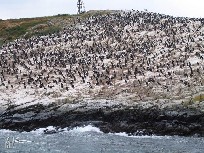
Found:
<box><xmin>77</xmin><ymin>0</ymin><xmax>85</xmax><ymax>14</ymax></box>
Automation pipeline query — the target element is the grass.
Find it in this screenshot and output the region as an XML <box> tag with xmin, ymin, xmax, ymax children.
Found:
<box><xmin>0</xmin><ymin>15</ymin><xmax>70</xmax><ymax>45</ymax></box>
<box><xmin>0</xmin><ymin>18</ymin><xmax>48</xmax><ymax>44</ymax></box>
<box><xmin>192</xmin><ymin>94</ymin><xmax>204</xmax><ymax>102</ymax></box>
<box><xmin>0</xmin><ymin>39</ymin><xmax>3</xmax><ymax>47</ymax></box>
<box><xmin>0</xmin><ymin>10</ymin><xmax>113</xmax><ymax>46</ymax></box>
<box><xmin>4</xmin><ymin>22</ymin><xmax>43</xmax><ymax>40</ymax></box>
<box><xmin>24</xmin><ymin>26</ymin><xmax>62</xmax><ymax>39</ymax></box>
<box><xmin>79</xmin><ymin>10</ymin><xmax>115</xmax><ymax>19</ymax></box>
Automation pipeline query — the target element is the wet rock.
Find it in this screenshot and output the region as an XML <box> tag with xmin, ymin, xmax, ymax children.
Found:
<box><xmin>0</xmin><ymin>103</ymin><xmax>204</xmax><ymax>136</ymax></box>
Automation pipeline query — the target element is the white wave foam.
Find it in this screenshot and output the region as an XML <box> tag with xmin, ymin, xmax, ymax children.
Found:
<box><xmin>30</xmin><ymin>125</ymin><xmax>102</xmax><ymax>134</ymax></box>
<box><xmin>22</xmin><ymin>125</ymin><xmax>170</xmax><ymax>139</ymax></box>
<box><xmin>130</xmin><ymin>135</ymin><xmax>171</xmax><ymax>139</ymax></box>
<box><xmin>0</xmin><ymin>129</ymin><xmax>15</xmax><ymax>133</ymax></box>
<box><xmin>30</xmin><ymin>126</ymin><xmax>56</xmax><ymax>134</ymax></box>
<box><xmin>114</xmin><ymin>132</ymin><xmax>129</xmax><ymax>137</ymax></box>
<box><xmin>69</xmin><ymin>125</ymin><xmax>102</xmax><ymax>133</ymax></box>
<box><xmin>111</xmin><ymin>132</ymin><xmax>171</xmax><ymax>139</ymax></box>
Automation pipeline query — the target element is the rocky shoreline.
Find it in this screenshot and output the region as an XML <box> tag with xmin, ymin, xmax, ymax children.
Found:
<box><xmin>1</xmin><ymin>10</ymin><xmax>204</xmax><ymax>137</ymax></box>
<box><xmin>0</xmin><ymin>100</ymin><xmax>204</xmax><ymax>137</ymax></box>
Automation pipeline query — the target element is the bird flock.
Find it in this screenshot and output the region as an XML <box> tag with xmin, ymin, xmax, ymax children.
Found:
<box><xmin>1</xmin><ymin>10</ymin><xmax>204</xmax><ymax>101</ymax></box>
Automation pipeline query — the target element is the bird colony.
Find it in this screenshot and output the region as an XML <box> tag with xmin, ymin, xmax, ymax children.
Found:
<box><xmin>1</xmin><ymin>10</ymin><xmax>204</xmax><ymax>106</ymax></box>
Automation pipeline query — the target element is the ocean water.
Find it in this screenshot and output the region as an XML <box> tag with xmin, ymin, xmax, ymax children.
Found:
<box><xmin>0</xmin><ymin>125</ymin><xmax>204</xmax><ymax>153</ymax></box>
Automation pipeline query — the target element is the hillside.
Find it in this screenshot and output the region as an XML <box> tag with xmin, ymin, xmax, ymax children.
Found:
<box><xmin>0</xmin><ymin>10</ymin><xmax>112</xmax><ymax>47</ymax></box>
<box><xmin>1</xmin><ymin>10</ymin><xmax>204</xmax><ymax>135</ymax></box>
<box><xmin>1</xmin><ymin>10</ymin><xmax>204</xmax><ymax>106</ymax></box>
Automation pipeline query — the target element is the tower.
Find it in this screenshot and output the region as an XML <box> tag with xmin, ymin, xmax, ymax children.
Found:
<box><xmin>77</xmin><ymin>0</ymin><xmax>85</xmax><ymax>14</ymax></box>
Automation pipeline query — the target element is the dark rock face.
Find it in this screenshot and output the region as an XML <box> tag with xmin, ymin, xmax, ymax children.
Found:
<box><xmin>0</xmin><ymin>103</ymin><xmax>204</xmax><ymax>136</ymax></box>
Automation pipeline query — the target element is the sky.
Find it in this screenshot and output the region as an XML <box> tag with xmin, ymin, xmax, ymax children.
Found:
<box><xmin>0</xmin><ymin>0</ymin><xmax>204</xmax><ymax>20</ymax></box>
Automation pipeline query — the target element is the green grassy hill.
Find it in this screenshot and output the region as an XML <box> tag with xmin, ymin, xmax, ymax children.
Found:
<box><xmin>0</xmin><ymin>10</ymin><xmax>113</xmax><ymax>47</ymax></box>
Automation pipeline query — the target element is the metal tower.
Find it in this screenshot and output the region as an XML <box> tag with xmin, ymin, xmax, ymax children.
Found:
<box><xmin>77</xmin><ymin>0</ymin><xmax>85</xmax><ymax>14</ymax></box>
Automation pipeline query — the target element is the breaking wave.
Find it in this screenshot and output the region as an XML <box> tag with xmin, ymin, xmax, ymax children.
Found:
<box><xmin>0</xmin><ymin>125</ymin><xmax>170</xmax><ymax>139</ymax></box>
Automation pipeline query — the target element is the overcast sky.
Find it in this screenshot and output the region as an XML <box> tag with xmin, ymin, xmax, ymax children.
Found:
<box><xmin>0</xmin><ymin>0</ymin><xmax>204</xmax><ymax>20</ymax></box>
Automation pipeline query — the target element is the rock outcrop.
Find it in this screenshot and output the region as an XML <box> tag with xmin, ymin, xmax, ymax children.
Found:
<box><xmin>0</xmin><ymin>99</ymin><xmax>204</xmax><ymax>136</ymax></box>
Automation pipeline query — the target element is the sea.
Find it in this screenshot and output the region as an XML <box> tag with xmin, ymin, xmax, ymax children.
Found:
<box><xmin>0</xmin><ymin>125</ymin><xmax>204</xmax><ymax>153</ymax></box>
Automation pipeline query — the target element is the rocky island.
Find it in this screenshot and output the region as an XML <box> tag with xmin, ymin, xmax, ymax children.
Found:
<box><xmin>0</xmin><ymin>10</ymin><xmax>204</xmax><ymax>136</ymax></box>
